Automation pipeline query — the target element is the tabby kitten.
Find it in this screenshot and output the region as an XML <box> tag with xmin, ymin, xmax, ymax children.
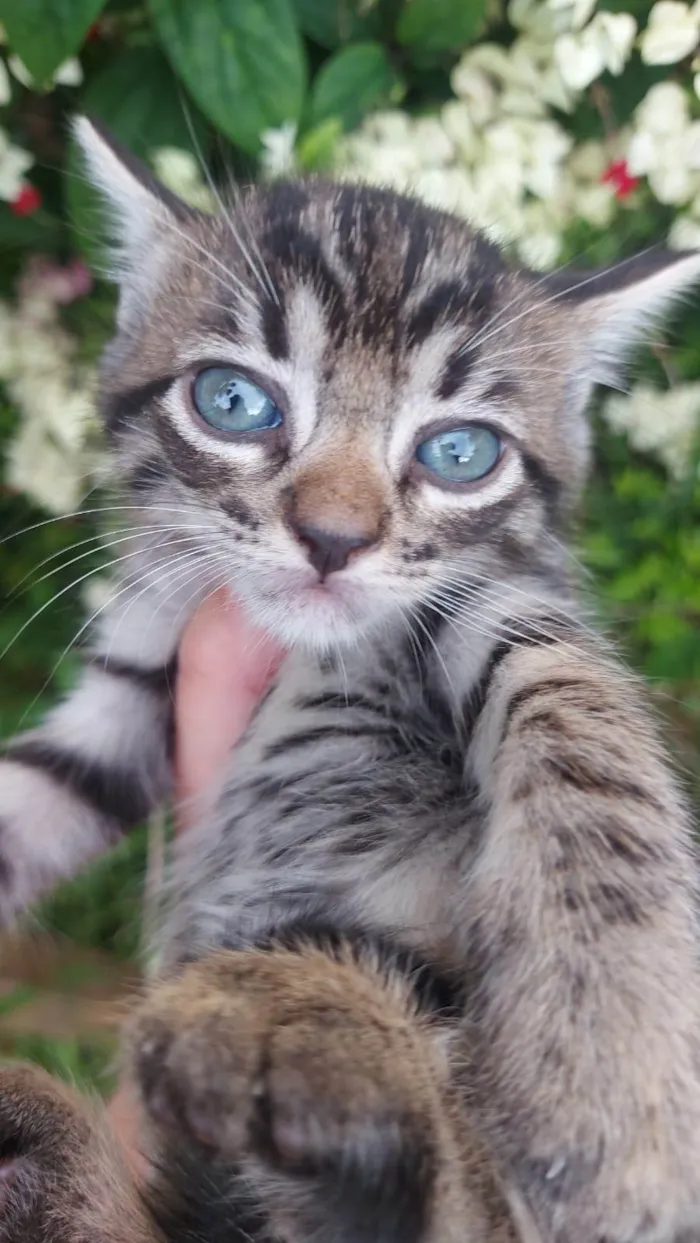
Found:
<box><xmin>1</xmin><ymin>116</ymin><xmax>700</xmax><ymax>1243</ymax></box>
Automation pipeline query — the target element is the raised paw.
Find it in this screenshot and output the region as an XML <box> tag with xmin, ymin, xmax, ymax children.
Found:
<box><xmin>0</xmin><ymin>1062</ymin><xmax>156</xmax><ymax>1243</ymax></box>
<box><xmin>128</xmin><ymin>945</ymin><xmax>510</xmax><ymax>1243</ymax></box>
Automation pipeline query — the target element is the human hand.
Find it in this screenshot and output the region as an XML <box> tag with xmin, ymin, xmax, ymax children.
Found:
<box><xmin>108</xmin><ymin>589</ymin><xmax>285</xmax><ymax>1174</ymax></box>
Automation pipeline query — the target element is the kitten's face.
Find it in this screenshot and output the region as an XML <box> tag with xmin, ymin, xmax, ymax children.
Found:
<box><xmin>82</xmin><ymin>123</ymin><xmax>699</xmax><ymax>650</ymax></box>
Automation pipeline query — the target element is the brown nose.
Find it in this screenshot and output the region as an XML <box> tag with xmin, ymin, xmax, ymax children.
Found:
<box><xmin>290</xmin><ymin>519</ymin><xmax>376</xmax><ymax>578</ymax></box>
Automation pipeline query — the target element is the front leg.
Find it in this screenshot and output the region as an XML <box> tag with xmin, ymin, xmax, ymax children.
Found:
<box><xmin>465</xmin><ymin>634</ymin><xmax>700</xmax><ymax>1242</ymax></box>
<box><xmin>0</xmin><ymin>550</ymin><xmax>209</xmax><ymax>922</ymax></box>
<box><xmin>0</xmin><ymin>1062</ymin><xmax>161</xmax><ymax>1242</ymax></box>
<box><xmin>128</xmin><ymin>942</ymin><xmax>514</xmax><ymax>1243</ymax></box>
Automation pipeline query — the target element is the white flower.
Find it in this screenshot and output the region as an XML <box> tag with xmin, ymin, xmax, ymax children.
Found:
<box><xmin>1</xmin><ymin>269</ymin><xmax>100</xmax><ymax>513</ymax></box>
<box><xmin>53</xmin><ymin>57</ymin><xmax>83</xmax><ymax>87</ymax></box>
<box><xmin>454</xmin><ymin>43</ymin><xmax>512</xmax><ymax>82</ymax></box>
<box><xmin>594</xmin><ymin>12</ymin><xmax>638</xmax><ymax>72</ymax></box>
<box><xmin>450</xmin><ymin>62</ymin><xmax>498</xmax><ymax>125</ymax></box>
<box><xmin>518</xmin><ymin>228</ymin><xmax>562</xmax><ymax>270</ymax></box>
<box><xmin>411</xmin><ymin>117</ymin><xmax>455</xmax><ymax>166</ymax></box>
<box><xmin>627</xmin><ymin>82</ymin><xmax>700</xmax><ymax>203</ymax></box>
<box><xmin>362</xmin><ymin>111</ymin><xmax>413</xmax><ymax>144</ymax></box>
<box><xmin>640</xmin><ymin>1</ymin><xmax>700</xmax><ymax>65</ymax></box>
<box><xmin>668</xmin><ymin>213</ymin><xmax>700</xmax><ymax>247</ymax></box>
<box><xmin>578</xmin><ymin>182</ymin><xmax>617</xmax><ymax>226</ymax></box>
<box><xmin>150</xmin><ymin>148</ymin><xmax>215</xmax><ymax>211</ymax></box>
<box><xmin>604</xmin><ymin>382</ymin><xmax>700</xmax><ymax>477</ymax></box>
<box><xmin>7</xmin><ymin>418</ymin><xmax>92</xmax><ymax>514</ymax></box>
<box><xmin>547</xmin><ymin>0</ymin><xmax>597</xmax><ymax>32</ymax></box>
<box><xmin>7</xmin><ymin>55</ymin><xmax>32</xmax><ymax>88</ymax></box>
<box><xmin>0</xmin><ymin>126</ymin><xmax>33</xmax><ymax>201</ymax></box>
<box><xmin>555</xmin><ymin>11</ymin><xmax>637</xmax><ymax>90</ymax></box>
<box><xmin>7</xmin><ymin>53</ymin><xmax>83</xmax><ymax>89</ymax></box>
<box><xmin>0</xmin><ymin>59</ymin><xmax>10</xmax><ymax>106</ymax></box>
<box><xmin>509</xmin><ymin>0</ymin><xmax>558</xmax><ymax>38</ymax></box>
<box><xmin>440</xmin><ymin>100</ymin><xmax>480</xmax><ymax>159</ymax></box>
<box><xmin>260</xmin><ymin>121</ymin><xmax>298</xmax><ymax>178</ymax></box>
<box><xmin>567</xmin><ymin>137</ymin><xmax>608</xmax><ymax>179</ymax></box>
<box><xmin>634</xmin><ymin>80</ymin><xmax>689</xmax><ymax>135</ymax></box>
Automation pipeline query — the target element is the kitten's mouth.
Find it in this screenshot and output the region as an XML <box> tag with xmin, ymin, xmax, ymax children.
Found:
<box><xmin>243</xmin><ymin>569</ymin><xmax>378</xmax><ymax>648</ymax></box>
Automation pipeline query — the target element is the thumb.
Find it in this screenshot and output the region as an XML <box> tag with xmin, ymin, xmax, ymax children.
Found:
<box><xmin>174</xmin><ymin>589</ymin><xmax>285</xmax><ymax>824</ymax></box>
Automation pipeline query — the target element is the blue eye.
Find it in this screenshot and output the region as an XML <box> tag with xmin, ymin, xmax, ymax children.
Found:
<box><xmin>416</xmin><ymin>426</ymin><xmax>501</xmax><ymax>483</ymax></box>
<box><xmin>192</xmin><ymin>367</ymin><xmax>282</xmax><ymax>433</ymax></box>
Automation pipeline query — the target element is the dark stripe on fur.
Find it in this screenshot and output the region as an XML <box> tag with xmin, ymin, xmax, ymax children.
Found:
<box><xmin>101</xmin><ymin>376</ymin><xmax>175</xmax><ymax>438</ymax></box>
<box><xmin>564</xmin><ymin>881</ymin><xmax>647</xmax><ymax>925</ymax></box>
<box><xmin>264</xmin><ymin>723</ymin><xmax>404</xmax><ymax>761</ymax></box>
<box><xmin>521</xmin><ymin>451</ymin><xmax>562</xmax><ymax>517</ymax></box>
<box><xmin>437</xmin><ymin>346</ymin><xmax>477</xmax><ymax>400</ymax></box>
<box><xmin>8</xmin><ymin>739</ymin><xmax>150</xmax><ymax>829</ymax></box>
<box><xmin>263</xmin><ymin>220</ymin><xmax>348</xmax><ymax>345</ymax></box>
<box><xmin>89</xmin><ymin>653</ymin><xmax>178</xmax><ymax>696</ymax></box>
<box><xmin>504</xmin><ymin>676</ymin><xmax>590</xmax><ymax>727</ymax></box>
<box><xmin>407</xmin><ymin>280</ymin><xmax>466</xmax><ymax>348</ymax></box>
<box><xmin>543</xmin><ymin>753</ymin><xmax>663</xmax><ymax>808</ymax></box>
<box><xmin>145</xmin><ymin>1154</ymin><xmax>271</xmax><ymax>1243</ymax></box>
<box><xmin>126</xmin><ymin>457</ymin><xmax>169</xmax><ymax>494</ymax></box>
<box><xmin>251</xmin><ymin>918</ymin><xmax>463</xmax><ymax>1019</ymax></box>
<box><xmin>467</xmin><ymin>614</ymin><xmax>577</xmax><ymax>725</ymax></box>
<box><xmin>259</xmin><ymin>289</ymin><xmax>289</xmax><ymax>360</ymax></box>
<box><xmin>298</xmin><ymin>691</ymin><xmax>392</xmax><ymax>717</ymax></box>
<box><xmin>155</xmin><ymin>417</ymin><xmax>238</xmax><ymax>490</ymax></box>
<box><xmin>0</xmin><ymin>819</ymin><xmax>14</xmax><ymax>895</ymax></box>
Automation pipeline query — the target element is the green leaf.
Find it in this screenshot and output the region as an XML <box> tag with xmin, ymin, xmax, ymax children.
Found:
<box><xmin>396</xmin><ymin>0</ymin><xmax>487</xmax><ymax>53</ymax></box>
<box><xmin>0</xmin><ymin>0</ymin><xmax>106</xmax><ymax>84</ymax></box>
<box><xmin>79</xmin><ymin>46</ymin><xmax>206</xmax><ymax>157</ymax></box>
<box><xmin>297</xmin><ymin>116</ymin><xmax>343</xmax><ymax>170</ymax></box>
<box><xmin>148</xmin><ymin>0</ymin><xmax>307</xmax><ymax>155</ymax></box>
<box><xmin>65</xmin><ymin>46</ymin><xmax>207</xmax><ymax>265</ymax></box>
<box><xmin>310</xmin><ymin>42</ymin><xmax>403</xmax><ymax>131</ymax></box>
<box><xmin>291</xmin><ymin>0</ymin><xmax>383</xmax><ymax>47</ymax></box>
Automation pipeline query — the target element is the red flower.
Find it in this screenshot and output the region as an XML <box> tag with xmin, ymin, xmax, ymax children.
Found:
<box><xmin>601</xmin><ymin>159</ymin><xmax>639</xmax><ymax>200</ymax></box>
<box><xmin>10</xmin><ymin>184</ymin><xmax>42</xmax><ymax>216</ymax></box>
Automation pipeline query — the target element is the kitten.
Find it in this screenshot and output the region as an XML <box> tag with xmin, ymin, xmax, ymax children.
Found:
<box><xmin>1</xmin><ymin>115</ymin><xmax>700</xmax><ymax>1243</ymax></box>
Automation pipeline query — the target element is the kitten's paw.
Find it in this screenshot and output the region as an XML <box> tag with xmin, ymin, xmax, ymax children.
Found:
<box><xmin>128</xmin><ymin>946</ymin><xmax>503</xmax><ymax>1243</ymax></box>
<box><xmin>130</xmin><ymin>947</ymin><xmax>435</xmax><ymax>1169</ymax></box>
<box><xmin>0</xmin><ymin>1062</ymin><xmax>154</xmax><ymax>1243</ymax></box>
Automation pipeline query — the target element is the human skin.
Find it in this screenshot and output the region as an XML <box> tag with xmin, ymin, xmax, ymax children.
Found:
<box><xmin>107</xmin><ymin>589</ymin><xmax>285</xmax><ymax>1176</ymax></box>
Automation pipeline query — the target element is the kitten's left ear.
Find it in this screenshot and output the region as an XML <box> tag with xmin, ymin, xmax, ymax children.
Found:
<box><xmin>547</xmin><ymin>248</ymin><xmax>700</xmax><ymax>388</ymax></box>
<box><xmin>72</xmin><ymin>115</ymin><xmax>193</xmax><ymax>327</ymax></box>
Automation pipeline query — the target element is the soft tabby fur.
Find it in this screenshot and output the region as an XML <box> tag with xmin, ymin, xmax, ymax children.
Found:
<box><xmin>1</xmin><ymin>117</ymin><xmax>700</xmax><ymax>1243</ymax></box>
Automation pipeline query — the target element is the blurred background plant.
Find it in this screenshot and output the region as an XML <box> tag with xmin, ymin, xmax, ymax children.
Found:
<box><xmin>1</xmin><ymin>0</ymin><xmax>700</xmax><ymax>1091</ymax></box>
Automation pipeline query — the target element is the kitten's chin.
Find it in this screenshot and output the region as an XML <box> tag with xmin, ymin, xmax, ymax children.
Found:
<box><xmin>235</xmin><ymin>577</ymin><xmax>391</xmax><ymax>652</ymax></box>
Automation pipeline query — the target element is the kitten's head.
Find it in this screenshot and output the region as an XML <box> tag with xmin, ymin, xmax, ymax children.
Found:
<box><xmin>76</xmin><ymin>117</ymin><xmax>700</xmax><ymax>650</ymax></box>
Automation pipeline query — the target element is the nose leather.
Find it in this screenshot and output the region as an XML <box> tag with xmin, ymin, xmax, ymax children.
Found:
<box><xmin>290</xmin><ymin>519</ymin><xmax>376</xmax><ymax>578</ymax></box>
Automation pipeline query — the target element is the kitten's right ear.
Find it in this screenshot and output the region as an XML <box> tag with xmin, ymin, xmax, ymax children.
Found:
<box><xmin>72</xmin><ymin>116</ymin><xmax>192</xmax><ymax>325</ymax></box>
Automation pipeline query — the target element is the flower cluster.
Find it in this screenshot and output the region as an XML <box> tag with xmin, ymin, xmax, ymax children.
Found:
<box><xmin>2</xmin><ymin>257</ymin><xmax>98</xmax><ymax>514</ymax></box>
<box><xmin>0</xmin><ymin>126</ymin><xmax>34</xmax><ymax>206</ymax></box>
<box><xmin>0</xmin><ymin>28</ymin><xmax>83</xmax><ymax>210</ymax></box>
<box><xmin>4</xmin><ymin>0</ymin><xmax>700</xmax><ymax>501</ymax></box>
<box><xmin>335</xmin><ymin>0</ymin><xmax>641</xmax><ymax>269</ymax></box>
<box><xmin>605</xmin><ymin>382</ymin><xmax>700</xmax><ymax>478</ymax></box>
